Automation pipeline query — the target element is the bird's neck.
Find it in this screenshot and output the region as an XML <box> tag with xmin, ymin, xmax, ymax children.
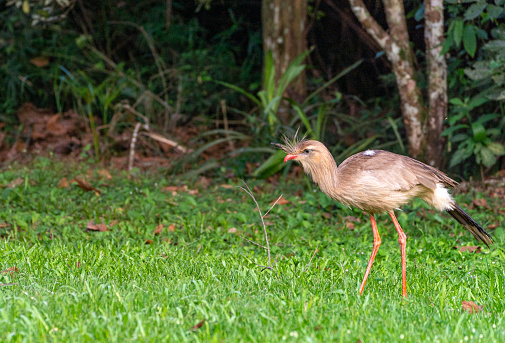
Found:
<box><xmin>302</xmin><ymin>151</ymin><xmax>339</xmax><ymax>196</ymax></box>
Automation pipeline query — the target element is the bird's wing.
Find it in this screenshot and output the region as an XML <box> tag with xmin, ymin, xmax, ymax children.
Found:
<box><xmin>338</xmin><ymin>150</ymin><xmax>457</xmax><ymax>192</ymax></box>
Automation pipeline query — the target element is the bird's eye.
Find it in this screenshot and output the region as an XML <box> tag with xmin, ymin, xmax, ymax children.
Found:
<box><xmin>303</xmin><ymin>149</ymin><xmax>311</xmax><ymax>154</ymax></box>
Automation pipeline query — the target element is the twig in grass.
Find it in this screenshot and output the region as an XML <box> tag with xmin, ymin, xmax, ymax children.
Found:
<box><xmin>302</xmin><ymin>246</ymin><xmax>319</xmax><ymax>273</ymax></box>
<box><xmin>128</xmin><ymin>122</ymin><xmax>142</xmax><ymax>172</ymax></box>
<box><xmin>238</xmin><ymin>236</ymin><xmax>268</xmax><ymax>250</ymax></box>
<box><xmin>196</xmin><ymin>244</ymin><xmax>202</xmax><ymax>254</ymax></box>
<box><xmin>263</xmin><ymin>195</ymin><xmax>283</xmax><ymax>218</ymax></box>
<box><xmin>237</xmin><ymin>181</ymin><xmax>277</xmax><ymax>271</ymax></box>
<box><xmin>240</xmin><ymin>253</ymin><xmax>272</xmax><ymax>272</ymax></box>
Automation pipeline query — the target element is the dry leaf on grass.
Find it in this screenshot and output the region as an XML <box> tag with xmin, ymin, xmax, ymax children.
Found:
<box><xmin>0</xmin><ymin>223</ymin><xmax>9</xmax><ymax>228</ymax></box>
<box><xmin>1</xmin><ymin>267</ymin><xmax>19</xmax><ymax>275</ymax></box>
<box><xmin>471</xmin><ymin>198</ymin><xmax>489</xmax><ymax>209</ymax></box>
<box><xmin>227</xmin><ymin>227</ymin><xmax>237</xmax><ymax>233</ymax></box>
<box><xmin>86</xmin><ymin>220</ymin><xmax>109</xmax><ymax>232</ymax></box>
<box><xmin>167</xmin><ymin>224</ymin><xmax>176</xmax><ymax>232</ymax></box>
<box><xmin>144</xmin><ymin>239</ymin><xmax>153</xmax><ymax>244</ymax></box>
<box><xmin>346</xmin><ymin>222</ymin><xmax>355</xmax><ymax>230</ymax></box>
<box><xmin>455</xmin><ymin>246</ymin><xmax>482</xmax><ymax>253</ymax></box>
<box><xmin>97</xmin><ymin>169</ymin><xmax>112</xmax><ymax>179</ymax></box>
<box><xmin>198</xmin><ymin>176</ymin><xmax>211</xmax><ymax>189</ymax></box>
<box><xmin>218</xmin><ymin>184</ymin><xmax>233</xmax><ymax>189</ymax></box>
<box><xmin>343</xmin><ymin>216</ymin><xmax>361</xmax><ymax>223</ymax></box>
<box><xmin>29</xmin><ymin>56</ymin><xmax>49</xmax><ymax>67</ymax></box>
<box><xmin>72</xmin><ymin>177</ymin><xmax>101</xmax><ymax>195</ymax></box>
<box><xmin>487</xmin><ymin>223</ymin><xmax>500</xmax><ymax>230</ymax></box>
<box><xmin>7</xmin><ymin>178</ymin><xmax>24</xmax><ymax>189</ymax></box>
<box><xmin>162</xmin><ymin>185</ymin><xmax>197</xmax><ymax>195</ymax></box>
<box><xmin>162</xmin><ymin>185</ymin><xmax>187</xmax><ymax>193</ymax></box>
<box><xmin>190</xmin><ymin>319</ymin><xmax>206</xmax><ymax>331</ymax></box>
<box><xmin>57</xmin><ymin>177</ymin><xmax>70</xmax><ymax>188</ymax></box>
<box><xmin>462</xmin><ymin>301</ymin><xmax>482</xmax><ymax>314</ymax></box>
<box><xmin>321</xmin><ymin>212</ymin><xmax>332</xmax><ymax>219</ymax></box>
<box><xmin>154</xmin><ymin>224</ymin><xmax>164</xmax><ymax>235</ymax></box>
<box><xmin>271</xmin><ymin>197</ymin><xmax>289</xmax><ymax>206</ymax></box>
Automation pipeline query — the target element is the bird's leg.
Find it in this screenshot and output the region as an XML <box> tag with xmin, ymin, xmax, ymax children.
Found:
<box><xmin>359</xmin><ymin>214</ymin><xmax>381</xmax><ymax>295</ymax></box>
<box><xmin>389</xmin><ymin>210</ymin><xmax>407</xmax><ymax>297</ymax></box>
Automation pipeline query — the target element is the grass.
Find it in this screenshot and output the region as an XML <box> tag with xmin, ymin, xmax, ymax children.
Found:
<box><xmin>1</xmin><ymin>157</ymin><xmax>505</xmax><ymax>342</ymax></box>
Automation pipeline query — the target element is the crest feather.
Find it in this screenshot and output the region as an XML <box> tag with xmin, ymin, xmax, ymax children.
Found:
<box><xmin>271</xmin><ymin>129</ymin><xmax>308</xmax><ymax>154</ymax></box>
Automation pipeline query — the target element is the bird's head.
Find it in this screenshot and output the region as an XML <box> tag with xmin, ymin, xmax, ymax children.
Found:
<box><xmin>272</xmin><ymin>135</ymin><xmax>337</xmax><ymax>190</ymax></box>
<box><xmin>271</xmin><ymin>136</ymin><xmax>328</xmax><ymax>166</ymax></box>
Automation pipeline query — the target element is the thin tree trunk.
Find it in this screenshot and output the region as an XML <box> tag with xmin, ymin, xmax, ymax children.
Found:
<box><xmin>424</xmin><ymin>0</ymin><xmax>447</xmax><ymax>167</ymax></box>
<box><xmin>348</xmin><ymin>0</ymin><xmax>426</xmax><ymax>160</ymax></box>
<box><xmin>262</xmin><ymin>0</ymin><xmax>307</xmax><ymax>123</ymax></box>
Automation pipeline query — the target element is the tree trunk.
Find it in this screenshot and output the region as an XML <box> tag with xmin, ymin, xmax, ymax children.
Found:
<box><xmin>424</xmin><ymin>0</ymin><xmax>447</xmax><ymax>167</ymax></box>
<box><xmin>262</xmin><ymin>0</ymin><xmax>307</xmax><ymax>123</ymax></box>
<box><xmin>348</xmin><ymin>0</ymin><xmax>426</xmax><ymax>160</ymax></box>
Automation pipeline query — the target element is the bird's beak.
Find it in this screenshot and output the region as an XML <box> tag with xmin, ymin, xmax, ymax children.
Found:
<box><xmin>284</xmin><ymin>154</ymin><xmax>298</xmax><ymax>163</ymax></box>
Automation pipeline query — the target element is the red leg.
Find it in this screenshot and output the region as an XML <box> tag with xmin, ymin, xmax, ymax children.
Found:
<box><xmin>359</xmin><ymin>214</ymin><xmax>381</xmax><ymax>295</ymax></box>
<box><xmin>389</xmin><ymin>210</ymin><xmax>407</xmax><ymax>297</ymax></box>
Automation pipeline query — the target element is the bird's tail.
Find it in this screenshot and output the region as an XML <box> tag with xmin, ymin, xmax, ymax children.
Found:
<box><xmin>446</xmin><ymin>203</ymin><xmax>493</xmax><ymax>247</ymax></box>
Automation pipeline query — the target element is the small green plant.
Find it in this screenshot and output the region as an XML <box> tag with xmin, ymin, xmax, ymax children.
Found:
<box><xmin>443</xmin><ymin>96</ymin><xmax>505</xmax><ymax>174</ymax></box>
<box><xmin>217</xmin><ymin>49</ymin><xmax>311</xmax><ymax>137</ymax></box>
<box><xmin>55</xmin><ymin>66</ymin><xmax>128</xmax><ymax>161</ymax></box>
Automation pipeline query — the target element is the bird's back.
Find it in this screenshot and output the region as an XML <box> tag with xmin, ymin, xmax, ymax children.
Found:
<box><xmin>333</xmin><ymin>150</ymin><xmax>457</xmax><ymax>213</ymax></box>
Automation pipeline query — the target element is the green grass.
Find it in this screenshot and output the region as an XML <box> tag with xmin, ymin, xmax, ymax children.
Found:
<box><xmin>1</xmin><ymin>157</ymin><xmax>505</xmax><ymax>342</ymax></box>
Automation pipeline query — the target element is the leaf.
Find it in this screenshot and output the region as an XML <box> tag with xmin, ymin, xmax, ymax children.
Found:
<box><xmin>462</xmin><ymin>300</ymin><xmax>482</xmax><ymax>314</ymax></box>
<box><xmin>252</xmin><ymin>149</ymin><xmax>286</xmax><ymax>178</ymax></box>
<box><xmin>86</xmin><ymin>220</ymin><xmax>108</xmax><ymax>232</ymax></box>
<box><xmin>455</xmin><ymin>246</ymin><xmax>482</xmax><ymax>253</ymax></box>
<box><xmin>97</xmin><ymin>169</ymin><xmax>112</xmax><ymax>180</ymax></box>
<box><xmin>449</xmin><ymin>147</ymin><xmax>471</xmax><ymax>168</ymax></box>
<box><xmin>0</xmin><ymin>267</ymin><xmax>19</xmax><ymax>275</ymax></box>
<box><xmin>440</xmin><ymin>34</ymin><xmax>454</xmax><ymax>55</ymax></box>
<box><xmin>449</xmin><ymin>98</ymin><xmax>465</xmax><ymax>106</ymax></box>
<box><xmin>471</xmin><ymin>198</ymin><xmax>489</xmax><ymax>208</ymax></box>
<box><xmin>7</xmin><ymin>178</ymin><xmax>23</xmax><ymax>189</ymax></box>
<box><xmin>167</xmin><ymin>224</ymin><xmax>176</xmax><ymax>232</ymax></box>
<box><xmin>484</xmin><ymin>40</ymin><xmax>505</xmax><ymax>51</ymax></box>
<box><xmin>57</xmin><ymin>177</ymin><xmax>70</xmax><ymax>188</ymax></box>
<box><xmin>71</xmin><ymin>178</ymin><xmax>101</xmax><ymax>194</ymax></box>
<box><xmin>271</xmin><ymin>198</ymin><xmax>290</xmax><ymax>206</ymax></box>
<box><xmin>22</xmin><ymin>0</ymin><xmax>30</xmax><ymax>14</ymax></box>
<box><xmin>29</xmin><ymin>56</ymin><xmax>49</xmax><ymax>68</ymax></box>
<box><xmin>190</xmin><ymin>319</ymin><xmax>206</xmax><ymax>331</ymax></box>
<box><xmin>227</xmin><ymin>227</ymin><xmax>237</xmax><ymax>233</ymax></box>
<box><xmin>414</xmin><ymin>4</ymin><xmax>424</xmax><ymax>21</ymax></box>
<box><xmin>214</xmin><ymin>81</ymin><xmax>261</xmax><ymax>106</ymax></box>
<box><xmin>487</xmin><ymin>142</ymin><xmax>505</xmax><ymax>155</ymax></box>
<box><xmin>487</xmin><ymin>4</ymin><xmax>504</xmax><ymax>20</ymax></box>
<box><xmin>345</xmin><ymin>222</ymin><xmax>355</xmax><ymax>230</ymax></box>
<box><xmin>441</xmin><ymin>124</ymin><xmax>469</xmax><ymax>137</ymax></box>
<box><xmin>463</xmin><ymin>25</ymin><xmax>477</xmax><ymax>57</ymax></box>
<box><xmin>454</xmin><ymin>20</ymin><xmax>464</xmax><ymax>47</ymax></box>
<box><xmin>451</xmin><ymin>133</ymin><xmax>470</xmax><ymax>143</ymax></box>
<box><xmin>479</xmin><ymin>147</ymin><xmax>497</xmax><ymax>167</ymax></box>
<box><xmin>154</xmin><ymin>224</ymin><xmax>164</xmax><ymax>235</ymax></box>
<box><xmin>471</xmin><ymin>122</ymin><xmax>487</xmax><ymax>142</ymax></box>
<box><xmin>464</xmin><ymin>1</ymin><xmax>487</xmax><ymax>20</ymax></box>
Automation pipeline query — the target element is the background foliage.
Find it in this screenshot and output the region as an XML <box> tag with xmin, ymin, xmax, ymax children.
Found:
<box><xmin>0</xmin><ymin>0</ymin><xmax>504</xmax><ymax>178</ymax></box>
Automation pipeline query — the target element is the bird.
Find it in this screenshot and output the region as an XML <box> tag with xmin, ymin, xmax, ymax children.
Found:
<box><xmin>272</xmin><ymin>136</ymin><xmax>493</xmax><ymax>297</ymax></box>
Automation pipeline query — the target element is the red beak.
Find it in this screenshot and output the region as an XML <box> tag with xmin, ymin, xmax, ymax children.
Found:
<box><xmin>284</xmin><ymin>154</ymin><xmax>298</xmax><ymax>163</ymax></box>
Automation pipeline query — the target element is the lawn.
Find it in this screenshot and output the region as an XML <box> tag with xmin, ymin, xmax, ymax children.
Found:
<box><xmin>1</xmin><ymin>157</ymin><xmax>504</xmax><ymax>342</ymax></box>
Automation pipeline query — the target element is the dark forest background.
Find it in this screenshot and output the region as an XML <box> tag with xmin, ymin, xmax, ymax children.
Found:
<box><xmin>1</xmin><ymin>0</ymin><xmax>504</xmax><ymax>180</ymax></box>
